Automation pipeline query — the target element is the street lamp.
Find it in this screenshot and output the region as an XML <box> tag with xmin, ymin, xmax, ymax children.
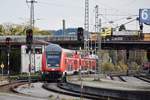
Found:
<box><xmin>5</xmin><ymin>37</ymin><xmax>11</xmax><ymax>83</ymax></box>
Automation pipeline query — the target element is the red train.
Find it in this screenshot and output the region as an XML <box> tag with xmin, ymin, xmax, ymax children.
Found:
<box><xmin>41</xmin><ymin>43</ymin><xmax>97</xmax><ymax>81</ymax></box>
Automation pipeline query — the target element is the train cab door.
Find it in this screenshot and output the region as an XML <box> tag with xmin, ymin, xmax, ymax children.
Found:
<box><xmin>91</xmin><ymin>60</ymin><xmax>96</xmax><ymax>71</ymax></box>
<box><xmin>60</xmin><ymin>52</ymin><xmax>66</xmax><ymax>72</ymax></box>
<box><xmin>74</xmin><ymin>59</ymin><xmax>77</xmax><ymax>71</ymax></box>
<box><xmin>86</xmin><ymin>59</ymin><xmax>89</xmax><ymax>72</ymax></box>
<box><xmin>64</xmin><ymin>58</ymin><xmax>68</xmax><ymax>70</ymax></box>
<box><xmin>80</xmin><ymin>59</ymin><xmax>84</xmax><ymax>72</ymax></box>
<box><xmin>66</xmin><ymin>58</ymin><xmax>74</xmax><ymax>75</ymax></box>
<box><xmin>89</xmin><ymin>60</ymin><xmax>92</xmax><ymax>72</ymax></box>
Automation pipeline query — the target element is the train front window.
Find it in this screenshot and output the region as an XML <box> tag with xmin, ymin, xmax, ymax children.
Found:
<box><xmin>46</xmin><ymin>51</ymin><xmax>61</xmax><ymax>68</ymax></box>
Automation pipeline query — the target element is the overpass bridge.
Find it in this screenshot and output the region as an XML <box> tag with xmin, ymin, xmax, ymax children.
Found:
<box><xmin>0</xmin><ymin>35</ymin><xmax>150</xmax><ymax>50</ymax></box>
<box><xmin>0</xmin><ymin>35</ymin><xmax>149</xmax><ymax>74</ymax></box>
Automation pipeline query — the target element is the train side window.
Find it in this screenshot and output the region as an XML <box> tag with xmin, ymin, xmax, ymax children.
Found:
<box><xmin>66</xmin><ymin>53</ymin><xmax>72</xmax><ymax>58</ymax></box>
<box><xmin>26</xmin><ymin>47</ymin><xmax>42</xmax><ymax>54</ymax></box>
<box><xmin>35</xmin><ymin>48</ymin><xmax>42</xmax><ymax>54</ymax></box>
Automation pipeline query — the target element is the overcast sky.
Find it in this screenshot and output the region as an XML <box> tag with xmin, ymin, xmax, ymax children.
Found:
<box><xmin>0</xmin><ymin>0</ymin><xmax>150</xmax><ymax>32</ymax></box>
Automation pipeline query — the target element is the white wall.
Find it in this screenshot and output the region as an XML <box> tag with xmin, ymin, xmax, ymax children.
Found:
<box><xmin>21</xmin><ymin>45</ymin><xmax>45</xmax><ymax>73</ymax></box>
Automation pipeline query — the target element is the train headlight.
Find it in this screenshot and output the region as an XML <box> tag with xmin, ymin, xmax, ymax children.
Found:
<box><xmin>48</xmin><ymin>64</ymin><xmax>51</xmax><ymax>66</ymax></box>
<box><xmin>56</xmin><ymin>64</ymin><xmax>59</xmax><ymax>66</ymax></box>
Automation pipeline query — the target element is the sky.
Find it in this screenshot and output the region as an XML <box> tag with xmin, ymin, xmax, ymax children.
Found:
<box><xmin>0</xmin><ymin>0</ymin><xmax>150</xmax><ymax>32</ymax></box>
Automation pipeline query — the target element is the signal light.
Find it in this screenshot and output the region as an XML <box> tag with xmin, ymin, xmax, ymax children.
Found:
<box><xmin>6</xmin><ymin>37</ymin><xmax>12</xmax><ymax>46</ymax></box>
<box><xmin>26</xmin><ymin>29</ymin><xmax>33</xmax><ymax>51</ymax></box>
<box><xmin>5</xmin><ymin>37</ymin><xmax>12</xmax><ymax>53</ymax></box>
<box><xmin>77</xmin><ymin>27</ymin><xmax>84</xmax><ymax>41</ymax></box>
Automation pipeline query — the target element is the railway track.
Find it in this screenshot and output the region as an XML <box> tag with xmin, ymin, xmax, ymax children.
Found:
<box><xmin>43</xmin><ymin>82</ymin><xmax>118</xmax><ymax>100</ymax></box>
<box><xmin>110</xmin><ymin>75</ymin><xmax>150</xmax><ymax>83</ymax></box>
<box><xmin>108</xmin><ymin>74</ymin><xmax>126</xmax><ymax>82</ymax></box>
<box><xmin>2</xmin><ymin>74</ymin><xmax>150</xmax><ymax>100</ymax></box>
<box><xmin>1</xmin><ymin>75</ymin><xmax>149</xmax><ymax>100</ymax></box>
<box><xmin>43</xmin><ymin>81</ymin><xmax>150</xmax><ymax>100</ymax></box>
<box><xmin>0</xmin><ymin>80</ymin><xmax>28</xmax><ymax>93</ymax></box>
<box><xmin>135</xmin><ymin>75</ymin><xmax>150</xmax><ymax>83</ymax></box>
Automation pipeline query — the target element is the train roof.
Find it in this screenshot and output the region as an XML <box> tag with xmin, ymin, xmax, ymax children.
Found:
<box><xmin>46</xmin><ymin>43</ymin><xmax>62</xmax><ymax>52</ymax></box>
<box><xmin>46</xmin><ymin>43</ymin><xmax>90</xmax><ymax>56</ymax></box>
<box><xmin>45</xmin><ymin>43</ymin><xmax>74</xmax><ymax>53</ymax></box>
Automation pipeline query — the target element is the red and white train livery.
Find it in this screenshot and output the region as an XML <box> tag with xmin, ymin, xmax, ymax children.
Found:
<box><xmin>41</xmin><ymin>43</ymin><xmax>97</xmax><ymax>81</ymax></box>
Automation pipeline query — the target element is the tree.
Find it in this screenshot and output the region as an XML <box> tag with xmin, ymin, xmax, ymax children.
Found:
<box><xmin>0</xmin><ymin>24</ymin><xmax>5</xmax><ymax>35</ymax></box>
<box><xmin>118</xmin><ymin>60</ymin><xmax>128</xmax><ymax>72</ymax></box>
<box><xmin>14</xmin><ymin>24</ymin><xmax>25</xmax><ymax>35</ymax></box>
<box><xmin>0</xmin><ymin>22</ymin><xmax>52</xmax><ymax>35</ymax></box>
<box><xmin>2</xmin><ymin>23</ymin><xmax>14</xmax><ymax>35</ymax></box>
<box><xmin>109</xmin><ymin>50</ymin><xmax>117</xmax><ymax>65</ymax></box>
<box><xmin>117</xmin><ymin>50</ymin><xmax>126</xmax><ymax>63</ymax></box>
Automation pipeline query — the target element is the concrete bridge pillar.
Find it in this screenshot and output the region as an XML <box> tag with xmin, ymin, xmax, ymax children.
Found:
<box><xmin>147</xmin><ymin>50</ymin><xmax>150</xmax><ymax>62</ymax></box>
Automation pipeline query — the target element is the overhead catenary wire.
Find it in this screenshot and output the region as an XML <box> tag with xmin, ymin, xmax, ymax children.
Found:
<box><xmin>93</xmin><ymin>0</ymin><xmax>139</xmax><ymax>29</ymax></box>
<box><xmin>37</xmin><ymin>1</ymin><xmax>83</xmax><ymax>9</ymax></box>
<box><xmin>102</xmin><ymin>16</ymin><xmax>137</xmax><ymax>24</ymax></box>
<box><xmin>93</xmin><ymin>0</ymin><xmax>137</xmax><ymax>16</ymax></box>
<box><xmin>26</xmin><ymin>0</ymin><xmax>30</xmax><ymax>9</ymax></box>
<box><xmin>95</xmin><ymin>5</ymin><xmax>138</xmax><ymax>28</ymax></box>
<box><xmin>114</xmin><ymin>17</ymin><xmax>138</xmax><ymax>29</ymax></box>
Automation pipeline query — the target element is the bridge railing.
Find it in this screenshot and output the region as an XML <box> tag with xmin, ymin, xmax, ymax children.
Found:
<box><xmin>0</xmin><ymin>35</ymin><xmax>77</xmax><ymax>42</ymax></box>
<box><xmin>50</xmin><ymin>35</ymin><xmax>77</xmax><ymax>41</ymax></box>
<box><xmin>0</xmin><ymin>35</ymin><xmax>26</xmax><ymax>42</ymax></box>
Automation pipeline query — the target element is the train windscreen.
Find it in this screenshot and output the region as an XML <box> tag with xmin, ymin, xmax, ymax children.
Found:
<box><xmin>46</xmin><ymin>51</ymin><xmax>61</xmax><ymax>68</ymax></box>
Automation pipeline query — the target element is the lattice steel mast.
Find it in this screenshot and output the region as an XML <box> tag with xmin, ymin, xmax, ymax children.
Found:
<box><xmin>84</xmin><ymin>0</ymin><xmax>89</xmax><ymax>51</ymax></box>
<box><xmin>95</xmin><ymin>5</ymin><xmax>99</xmax><ymax>33</ymax></box>
<box><xmin>26</xmin><ymin>0</ymin><xmax>37</xmax><ymax>29</ymax></box>
<box><xmin>94</xmin><ymin>5</ymin><xmax>101</xmax><ymax>80</ymax></box>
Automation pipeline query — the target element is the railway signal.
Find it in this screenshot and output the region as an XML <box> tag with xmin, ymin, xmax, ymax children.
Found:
<box><xmin>5</xmin><ymin>37</ymin><xmax>11</xmax><ymax>83</ymax></box>
<box><xmin>6</xmin><ymin>37</ymin><xmax>11</xmax><ymax>46</ymax></box>
<box><xmin>26</xmin><ymin>28</ymin><xmax>33</xmax><ymax>51</ymax></box>
<box><xmin>5</xmin><ymin>37</ymin><xmax>12</xmax><ymax>57</ymax></box>
<box><xmin>77</xmin><ymin>27</ymin><xmax>84</xmax><ymax>41</ymax></box>
<box><xmin>26</xmin><ymin>28</ymin><xmax>33</xmax><ymax>87</ymax></box>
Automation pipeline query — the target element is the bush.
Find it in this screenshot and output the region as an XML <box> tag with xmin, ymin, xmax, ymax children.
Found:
<box><xmin>102</xmin><ymin>62</ymin><xmax>114</xmax><ymax>73</ymax></box>
<box><xmin>114</xmin><ymin>65</ymin><xmax>122</xmax><ymax>72</ymax></box>
<box><xmin>130</xmin><ymin>62</ymin><xmax>140</xmax><ymax>71</ymax></box>
<box><xmin>118</xmin><ymin>61</ymin><xmax>128</xmax><ymax>72</ymax></box>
